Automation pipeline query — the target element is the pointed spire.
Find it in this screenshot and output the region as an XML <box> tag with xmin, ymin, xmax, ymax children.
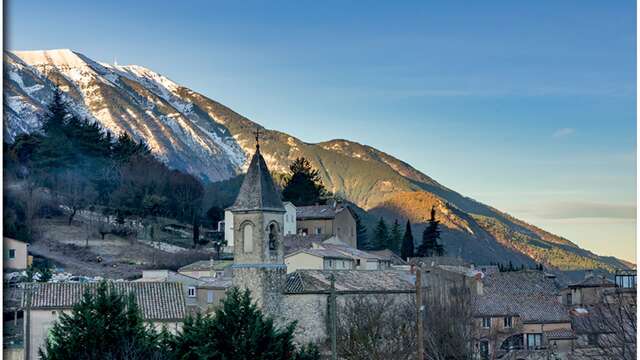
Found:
<box><xmin>230</xmin><ymin>129</ymin><xmax>284</xmax><ymax>212</ymax></box>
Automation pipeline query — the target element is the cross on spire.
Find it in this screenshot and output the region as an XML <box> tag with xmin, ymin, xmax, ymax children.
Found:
<box><xmin>255</xmin><ymin>128</ymin><xmax>261</xmax><ymax>151</ymax></box>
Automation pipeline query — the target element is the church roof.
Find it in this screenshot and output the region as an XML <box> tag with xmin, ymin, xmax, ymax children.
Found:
<box><xmin>230</xmin><ymin>147</ymin><xmax>284</xmax><ymax>212</ymax></box>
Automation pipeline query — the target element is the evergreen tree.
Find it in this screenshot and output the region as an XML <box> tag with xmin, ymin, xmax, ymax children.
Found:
<box><xmin>400</xmin><ymin>220</ymin><xmax>414</xmax><ymax>260</ymax></box>
<box><xmin>170</xmin><ymin>287</ymin><xmax>319</xmax><ymax>360</ymax></box>
<box><xmin>353</xmin><ymin>211</ymin><xmax>370</xmax><ymax>250</ymax></box>
<box><xmin>417</xmin><ymin>206</ymin><xmax>444</xmax><ymax>257</ymax></box>
<box><xmin>389</xmin><ymin>219</ymin><xmax>402</xmax><ymax>254</ymax></box>
<box><xmin>32</xmin><ymin>90</ymin><xmax>75</xmax><ymax>172</ymax></box>
<box><xmin>281</xmin><ymin>157</ymin><xmax>326</xmax><ymax>206</ymax></box>
<box><xmin>372</xmin><ymin>217</ymin><xmax>389</xmax><ymax>250</ymax></box>
<box><xmin>40</xmin><ymin>282</ymin><xmax>161</xmax><ymax>360</ymax></box>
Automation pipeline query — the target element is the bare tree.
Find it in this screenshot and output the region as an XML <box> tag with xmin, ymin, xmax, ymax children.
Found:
<box><xmin>56</xmin><ymin>170</ymin><xmax>98</xmax><ymax>225</ymax></box>
<box><xmin>336</xmin><ymin>294</ymin><xmax>416</xmax><ymax>360</ymax></box>
<box><xmin>574</xmin><ymin>289</ymin><xmax>637</xmax><ymax>360</ymax></box>
<box><xmin>422</xmin><ymin>274</ymin><xmax>474</xmax><ymax>360</ymax></box>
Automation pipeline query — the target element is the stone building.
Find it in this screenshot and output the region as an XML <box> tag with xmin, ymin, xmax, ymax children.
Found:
<box><xmin>296</xmin><ymin>203</ymin><xmax>357</xmax><ymax>247</ymax></box>
<box><xmin>228</xmin><ymin>141</ymin><xmax>288</xmax><ymax>317</ymax></box>
<box><xmin>22</xmin><ymin>282</ymin><xmax>186</xmax><ymax>360</ymax></box>
<box><xmin>471</xmin><ymin>270</ymin><xmax>575</xmax><ymax>360</ymax></box>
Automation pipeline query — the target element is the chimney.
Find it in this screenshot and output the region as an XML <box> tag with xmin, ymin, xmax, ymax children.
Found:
<box><xmin>585</xmin><ymin>269</ymin><xmax>594</xmax><ymax>279</ymax></box>
<box><xmin>475</xmin><ymin>275</ymin><xmax>484</xmax><ymax>296</ymax></box>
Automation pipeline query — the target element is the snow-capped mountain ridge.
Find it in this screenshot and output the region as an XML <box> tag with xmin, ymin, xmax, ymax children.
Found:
<box><xmin>4</xmin><ymin>49</ymin><xmax>632</xmax><ymax>275</ymax></box>
<box><xmin>5</xmin><ymin>49</ymin><xmax>246</xmax><ymax>180</ymax></box>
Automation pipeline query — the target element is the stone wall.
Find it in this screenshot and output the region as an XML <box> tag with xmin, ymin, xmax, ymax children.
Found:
<box><xmin>281</xmin><ymin>292</ymin><xmax>414</xmax><ymax>346</ymax></box>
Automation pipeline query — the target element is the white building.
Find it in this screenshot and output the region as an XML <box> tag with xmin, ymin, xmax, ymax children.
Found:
<box><xmin>3</xmin><ymin>237</ymin><xmax>30</xmax><ymax>270</ymax></box>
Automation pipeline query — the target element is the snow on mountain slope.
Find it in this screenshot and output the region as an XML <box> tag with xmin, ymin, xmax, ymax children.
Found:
<box><xmin>6</xmin><ymin>49</ymin><xmax>245</xmax><ymax>181</ymax></box>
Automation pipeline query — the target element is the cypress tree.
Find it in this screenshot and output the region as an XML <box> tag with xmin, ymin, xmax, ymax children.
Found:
<box><xmin>353</xmin><ymin>211</ymin><xmax>370</xmax><ymax>250</ymax></box>
<box><xmin>389</xmin><ymin>219</ymin><xmax>402</xmax><ymax>254</ymax></box>
<box><xmin>372</xmin><ymin>217</ymin><xmax>389</xmax><ymax>250</ymax></box>
<box><xmin>417</xmin><ymin>206</ymin><xmax>444</xmax><ymax>257</ymax></box>
<box><xmin>400</xmin><ymin>220</ymin><xmax>414</xmax><ymax>260</ymax></box>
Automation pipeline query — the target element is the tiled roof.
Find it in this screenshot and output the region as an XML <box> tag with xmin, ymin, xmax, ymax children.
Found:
<box><xmin>285</xmin><ymin>270</ymin><xmax>414</xmax><ymax>294</ymax></box>
<box><xmin>323</xmin><ymin>244</ymin><xmax>386</xmax><ymax>261</ymax></box>
<box><xmin>369</xmin><ymin>249</ymin><xmax>408</xmax><ymax>265</ymax></box>
<box><xmin>229</xmin><ymin>147</ymin><xmax>284</xmax><ymax>212</ymax></box>
<box><xmin>568</xmin><ymin>275</ymin><xmax>615</xmax><ymax>289</ymax></box>
<box><xmin>296</xmin><ymin>205</ymin><xmax>340</xmax><ymax>220</ymax></box>
<box><xmin>178</xmin><ymin>260</ymin><xmax>234</xmax><ymax>272</ymax></box>
<box><xmin>472</xmin><ymin>271</ymin><xmax>569</xmax><ymax>323</ymax></box>
<box><xmin>24</xmin><ymin>282</ymin><xmax>186</xmax><ymax>321</ymax></box>
<box><xmin>283</xmin><ymin>234</ymin><xmax>332</xmax><ymax>252</ymax></box>
<box><xmin>286</xmin><ymin>248</ymin><xmax>353</xmax><ymax>260</ymax></box>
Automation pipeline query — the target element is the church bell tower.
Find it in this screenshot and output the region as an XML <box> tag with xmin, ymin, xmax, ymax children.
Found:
<box><xmin>229</xmin><ymin>130</ymin><xmax>286</xmax><ymax>316</ymax></box>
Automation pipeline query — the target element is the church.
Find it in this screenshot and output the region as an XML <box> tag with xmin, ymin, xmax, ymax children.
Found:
<box><xmin>228</xmin><ymin>135</ymin><xmax>415</xmax><ymax>344</ymax></box>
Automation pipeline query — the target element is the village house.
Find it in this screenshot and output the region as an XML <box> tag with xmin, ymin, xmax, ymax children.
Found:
<box><xmin>560</xmin><ymin>271</ymin><xmax>617</xmax><ymax>307</ymax></box>
<box><xmin>565</xmin><ymin>270</ymin><xmax>637</xmax><ymax>358</ymax></box>
<box><xmin>472</xmin><ymin>270</ymin><xmax>575</xmax><ymax>360</ymax></box>
<box><xmin>295</xmin><ymin>202</ymin><xmax>357</xmax><ymax>248</ymax></box>
<box><xmin>3</xmin><ymin>237</ymin><xmax>30</xmax><ymax>270</ymax></box>
<box><xmin>285</xmin><ymin>248</ymin><xmax>355</xmax><ymax>273</ymax></box>
<box><xmin>177</xmin><ymin>259</ymin><xmax>233</xmax><ymax>279</ymax></box>
<box><xmin>22</xmin><ymin>282</ymin><xmax>186</xmax><ymax>360</ymax></box>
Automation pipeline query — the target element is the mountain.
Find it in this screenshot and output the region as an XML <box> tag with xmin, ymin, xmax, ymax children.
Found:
<box><xmin>3</xmin><ymin>49</ymin><xmax>632</xmax><ymax>276</ymax></box>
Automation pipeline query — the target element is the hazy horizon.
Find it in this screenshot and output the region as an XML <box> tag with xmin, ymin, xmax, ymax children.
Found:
<box><xmin>7</xmin><ymin>1</ymin><xmax>636</xmax><ymax>262</ymax></box>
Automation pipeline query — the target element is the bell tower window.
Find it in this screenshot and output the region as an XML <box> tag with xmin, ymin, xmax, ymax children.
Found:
<box><xmin>268</xmin><ymin>223</ymin><xmax>277</xmax><ymax>251</ymax></box>
<box><xmin>243</xmin><ymin>223</ymin><xmax>254</xmax><ymax>253</ymax></box>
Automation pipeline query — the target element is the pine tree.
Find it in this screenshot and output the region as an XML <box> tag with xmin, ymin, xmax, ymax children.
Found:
<box><xmin>171</xmin><ymin>288</ymin><xmax>319</xmax><ymax>360</ymax></box>
<box><xmin>372</xmin><ymin>217</ymin><xmax>389</xmax><ymax>250</ymax></box>
<box><xmin>417</xmin><ymin>206</ymin><xmax>444</xmax><ymax>257</ymax></box>
<box><xmin>389</xmin><ymin>219</ymin><xmax>402</xmax><ymax>254</ymax></box>
<box><xmin>353</xmin><ymin>211</ymin><xmax>371</xmax><ymax>250</ymax></box>
<box><xmin>400</xmin><ymin>220</ymin><xmax>414</xmax><ymax>260</ymax></box>
<box><xmin>40</xmin><ymin>282</ymin><xmax>161</xmax><ymax>360</ymax></box>
<box><xmin>281</xmin><ymin>157</ymin><xmax>326</xmax><ymax>206</ymax></box>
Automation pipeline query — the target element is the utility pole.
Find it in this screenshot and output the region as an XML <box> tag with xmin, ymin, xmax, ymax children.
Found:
<box><xmin>416</xmin><ymin>268</ymin><xmax>424</xmax><ymax>360</ymax></box>
<box><xmin>329</xmin><ymin>274</ymin><xmax>337</xmax><ymax>360</ymax></box>
<box><xmin>24</xmin><ymin>283</ymin><xmax>33</xmax><ymax>360</ymax></box>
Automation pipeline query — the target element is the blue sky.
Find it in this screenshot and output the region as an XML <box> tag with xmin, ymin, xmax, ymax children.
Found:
<box><xmin>7</xmin><ymin>1</ymin><xmax>636</xmax><ymax>261</ymax></box>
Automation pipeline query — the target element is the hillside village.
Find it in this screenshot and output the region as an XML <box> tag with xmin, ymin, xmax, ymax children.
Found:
<box><xmin>3</xmin><ymin>136</ymin><xmax>637</xmax><ymax>360</ymax></box>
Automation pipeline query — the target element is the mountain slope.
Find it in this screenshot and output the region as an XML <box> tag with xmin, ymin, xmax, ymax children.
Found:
<box><xmin>3</xmin><ymin>49</ymin><xmax>632</xmax><ymax>273</ymax></box>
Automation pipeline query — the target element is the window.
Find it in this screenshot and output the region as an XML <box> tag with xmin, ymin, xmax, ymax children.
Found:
<box><xmin>356</xmin><ymin>259</ymin><xmax>361</xmax><ymax>266</ymax></box>
<box><xmin>481</xmin><ymin>317</ymin><xmax>491</xmax><ymax>328</ymax></box>
<box><xmin>315</xmin><ymin>227</ymin><xmax>322</xmax><ymax>235</ymax></box>
<box><xmin>8</xmin><ymin>249</ymin><xmax>15</xmax><ymax>259</ymax></box>
<box><xmin>243</xmin><ymin>224</ymin><xmax>254</xmax><ymax>253</ymax></box>
<box><xmin>207</xmin><ymin>290</ymin><xmax>215</xmax><ymax>304</ymax></box>
<box><xmin>268</xmin><ymin>223</ymin><xmax>277</xmax><ymax>251</ymax></box>
<box><xmin>526</xmin><ymin>333</ymin><xmax>542</xmax><ymax>350</ymax></box>
<box><xmin>616</xmin><ymin>274</ymin><xmax>637</xmax><ymax>289</ymax></box>
<box><xmin>187</xmin><ymin>287</ymin><xmax>196</xmax><ymax>298</ymax></box>
<box><xmin>479</xmin><ymin>340</ymin><xmax>489</xmax><ymax>360</ymax></box>
<box><xmin>328</xmin><ymin>259</ymin><xmax>334</xmax><ymax>268</ymax></box>
<box><xmin>503</xmin><ymin>316</ymin><xmax>512</xmax><ymax>328</ymax></box>
<box><xmin>566</xmin><ymin>293</ymin><xmax>573</xmax><ymax>305</ymax></box>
